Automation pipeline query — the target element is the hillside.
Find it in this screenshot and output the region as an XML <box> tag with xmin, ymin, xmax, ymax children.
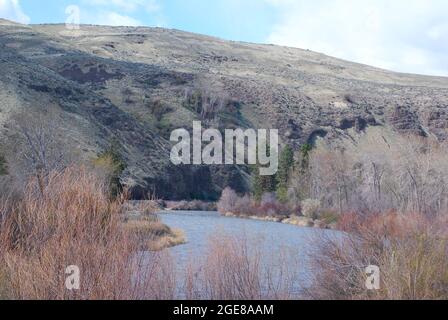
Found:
<box><xmin>1</xmin><ymin>19</ymin><xmax>448</xmax><ymax>199</ymax></box>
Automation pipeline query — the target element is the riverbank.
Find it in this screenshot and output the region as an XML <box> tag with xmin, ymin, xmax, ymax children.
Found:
<box><xmin>127</xmin><ymin>200</ymin><xmax>217</xmax><ymax>212</ymax></box>
<box><xmin>127</xmin><ymin>200</ymin><xmax>338</xmax><ymax>231</ymax></box>
<box><xmin>122</xmin><ymin>201</ymin><xmax>186</xmax><ymax>251</ymax></box>
<box><xmin>222</xmin><ymin>212</ymin><xmax>338</xmax><ymax>230</ymax></box>
<box><xmin>164</xmin><ymin>200</ymin><xmax>217</xmax><ymax>212</ymax></box>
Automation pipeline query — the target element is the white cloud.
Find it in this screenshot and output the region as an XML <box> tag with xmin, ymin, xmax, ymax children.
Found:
<box><xmin>79</xmin><ymin>0</ymin><xmax>162</xmax><ymax>27</ymax></box>
<box><xmin>0</xmin><ymin>0</ymin><xmax>30</xmax><ymax>24</ymax></box>
<box><xmin>265</xmin><ymin>0</ymin><xmax>448</xmax><ymax>76</ymax></box>
<box><xmin>84</xmin><ymin>0</ymin><xmax>160</xmax><ymax>14</ymax></box>
<box><xmin>95</xmin><ymin>11</ymin><xmax>142</xmax><ymax>26</ymax></box>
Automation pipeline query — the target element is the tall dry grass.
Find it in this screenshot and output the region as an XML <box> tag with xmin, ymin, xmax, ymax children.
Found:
<box><xmin>0</xmin><ymin>167</ymin><xmax>303</xmax><ymax>300</ymax></box>
<box><xmin>183</xmin><ymin>233</ymin><xmax>301</xmax><ymax>300</ymax></box>
<box><xmin>307</xmin><ymin>212</ymin><xmax>448</xmax><ymax>300</ymax></box>
<box><xmin>0</xmin><ymin>166</ymin><xmax>174</xmax><ymax>300</ymax></box>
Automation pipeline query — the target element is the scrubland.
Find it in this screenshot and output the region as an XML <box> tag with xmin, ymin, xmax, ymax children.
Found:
<box><xmin>0</xmin><ymin>130</ymin><xmax>447</xmax><ymax>300</ymax></box>
<box><xmin>217</xmin><ymin>133</ymin><xmax>448</xmax><ymax>299</ymax></box>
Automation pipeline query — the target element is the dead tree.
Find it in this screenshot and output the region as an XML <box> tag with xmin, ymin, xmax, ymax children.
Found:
<box><xmin>10</xmin><ymin>110</ymin><xmax>67</xmax><ymax>195</ymax></box>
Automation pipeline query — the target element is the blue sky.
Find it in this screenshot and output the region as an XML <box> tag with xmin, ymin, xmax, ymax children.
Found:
<box><xmin>1</xmin><ymin>0</ymin><xmax>448</xmax><ymax>77</ymax></box>
<box><xmin>3</xmin><ymin>0</ymin><xmax>280</xmax><ymax>44</ymax></box>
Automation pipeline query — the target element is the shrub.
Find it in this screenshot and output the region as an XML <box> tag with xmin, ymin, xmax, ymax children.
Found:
<box><xmin>0</xmin><ymin>166</ymin><xmax>174</xmax><ymax>300</ymax></box>
<box><xmin>319</xmin><ymin>210</ymin><xmax>339</xmax><ymax>225</ymax></box>
<box><xmin>217</xmin><ymin>187</ymin><xmax>238</xmax><ymax>214</ymax></box>
<box><xmin>257</xmin><ymin>193</ymin><xmax>290</xmax><ymax>217</ymax></box>
<box><xmin>276</xmin><ymin>186</ymin><xmax>288</xmax><ymax>204</ymax></box>
<box><xmin>184</xmin><ymin>233</ymin><xmax>300</xmax><ymax>300</ymax></box>
<box><xmin>308</xmin><ymin>212</ymin><xmax>448</xmax><ymax>300</ymax></box>
<box><xmin>234</xmin><ymin>195</ymin><xmax>253</xmax><ymax>215</ymax></box>
<box><xmin>217</xmin><ymin>189</ymin><xmax>293</xmax><ymax>217</ymax></box>
<box><xmin>146</xmin><ymin>99</ymin><xmax>173</xmax><ymax>122</ymax></box>
<box><xmin>302</xmin><ymin>199</ymin><xmax>321</xmax><ymax>219</ymax></box>
<box><xmin>94</xmin><ymin>139</ymin><xmax>127</xmax><ymax>198</ymax></box>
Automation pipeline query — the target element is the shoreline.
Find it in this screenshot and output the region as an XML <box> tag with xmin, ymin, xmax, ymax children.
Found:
<box><xmin>160</xmin><ymin>207</ymin><xmax>338</xmax><ymax>231</ymax></box>
<box><xmin>122</xmin><ymin>201</ymin><xmax>187</xmax><ymax>251</ymax></box>
<box><xmin>221</xmin><ymin>212</ymin><xmax>338</xmax><ymax>230</ymax></box>
<box><xmin>127</xmin><ymin>200</ymin><xmax>339</xmax><ymax>233</ymax></box>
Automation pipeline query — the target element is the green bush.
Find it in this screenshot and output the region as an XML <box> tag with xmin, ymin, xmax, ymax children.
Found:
<box><xmin>276</xmin><ymin>186</ymin><xmax>288</xmax><ymax>203</ymax></box>
<box><xmin>95</xmin><ymin>139</ymin><xmax>127</xmax><ymax>198</ymax></box>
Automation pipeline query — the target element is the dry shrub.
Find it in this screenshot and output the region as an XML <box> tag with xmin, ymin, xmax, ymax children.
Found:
<box><xmin>123</xmin><ymin>220</ymin><xmax>172</xmax><ymax>238</ymax></box>
<box><xmin>217</xmin><ymin>187</ymin><xmax>239</xmax><ymax>214</ymax></box>
<box><xmin>257</xmin><ymin>201</ymin><xmax>290</xmax><ymax>217</ymax></box>
<box><xmin>139</xmin><ymin>201</ymin><xmax>161</xmax><ymax>215</ymax></box>
<box><xmin>308</xmin><ymin>133</ymin><xmax>448</xmax><ymax>216</ymax></box>
<box><xmin>308</xmin><ymin>212</ymin><xmax>448</xmax><ymax>300</ymax></box>
<box><xmin>233</xmin><ymin>195</ymin><xmax>254</xmax><ymax>215</ymax></box>
<box><xmin>147</xmin><ymin>229</ymin><xmax>186</xmax><ymax>252</ymax></box>
<box><xmin>122</xmin><ymin>219</ymin><xmax>185</xmax><ymax>251</ymax></box>
<box><xmin>183</xmin><ymin>233</ymin><xmax>300</xmax><ymax>300</ymax></box>
<box><xmin>257</xmin><ymin>193</ymin><xmax>290</xmax><ymax>217</ymax></box>
<box><xmin>302</xmin><ymin>199</ymin><xmax>321</xmax><ymax>219</ymax></box>
<box><xmin>166</xmin><ymin>200</ymin><xmax>216</xmax><ymax>211</ymax></box>
<box><xmin>217</xmin><ymin>189</ymin><xmax>291</xmax><ymax>218</ymax></box>
<box><xmin>0</xmin><ymin>166</ymin><xmax>175</xmax><ymax>300</ymax></box>
<box><xmin>124</xmin><ymin>201</ymin><xmax>160</xmax><ymax>216</ymax></box>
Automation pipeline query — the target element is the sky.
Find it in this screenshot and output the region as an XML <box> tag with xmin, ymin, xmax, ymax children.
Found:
<box><xmin>1</xmin><ymin>0</ymin><xmax>447</xmax><ymax>77</ymax></box>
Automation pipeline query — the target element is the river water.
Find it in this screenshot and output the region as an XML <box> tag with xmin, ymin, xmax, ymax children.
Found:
<box><xmin>160</xmin><ymin>211</ymin><xmax>340</xmax><ymax>296</ymax></box>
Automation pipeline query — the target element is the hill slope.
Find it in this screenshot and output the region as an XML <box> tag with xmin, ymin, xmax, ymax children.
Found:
<box><xmin>1</xmin><ymin>20</ymin><xmax>448</xmax><ymax>199</ymax></box>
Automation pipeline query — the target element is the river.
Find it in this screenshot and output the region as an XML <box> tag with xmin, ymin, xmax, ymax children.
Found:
<box><xmin>159</xmin><ymin>211</ymin><xmax>340</xmax><ymax>296</ymax></box>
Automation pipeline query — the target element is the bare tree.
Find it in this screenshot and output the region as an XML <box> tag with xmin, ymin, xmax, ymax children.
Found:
<box><xmin>300</xmin><ymin>132</ymin><xmax>448</xmax><ymax>216</ymax></box>
<box><xmin>9</xmin><ymin>110</ymin><xmax>68</xmax><ymax>195</ymax></box>
<box><xmin>184</xmin><ymin>83</ymin><xmax>229</xmax><ymax>124</ymax></box>
<box><xmin>308</xmin><ymin>147</ymin><xmax>355</xmax><ymax>214</ymax></box>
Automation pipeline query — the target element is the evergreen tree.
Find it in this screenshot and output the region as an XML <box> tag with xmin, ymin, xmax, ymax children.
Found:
<box><xmin>293</xmin><ymin>143</ymin><xmax>313</xmax><ymax>200</ymax></box>
<box><xmin>299</xmin><ymin>143</ymin><xmax>312</xmax><ymax>172</ymax></box>
<box><xmin>252</xmin><ymin>164</ymin><xmax>277</xmax><ymax>201</ymax></box>
<box><xmin>276</xmin><ymin>145</ymin><xmax>294</xmax><ymax>202</ymax></box>
<box><xmin>251</xmin><ymin>141</ymin><xmax>280</xmax><ymax>201</ymax></box>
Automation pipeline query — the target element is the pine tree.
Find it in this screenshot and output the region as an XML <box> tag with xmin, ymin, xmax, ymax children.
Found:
<box><xmin>299</xmin><ymin>144</ymin><xmax>312</xmax><ymax>173</ymax></box>
<box><xmin>276</xmin><ymin>145</ymin><xmax>294</xmax><ymax>202</ymax></box>
<box><xmin>252</xmin><ymin>164</ymin><xmax>277</xmax><ymax>201</ymax></box>
<box><xmin>293</xmin><ymin>143</ymin><xmax>313</xmax><ymax>200</ymax></box>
